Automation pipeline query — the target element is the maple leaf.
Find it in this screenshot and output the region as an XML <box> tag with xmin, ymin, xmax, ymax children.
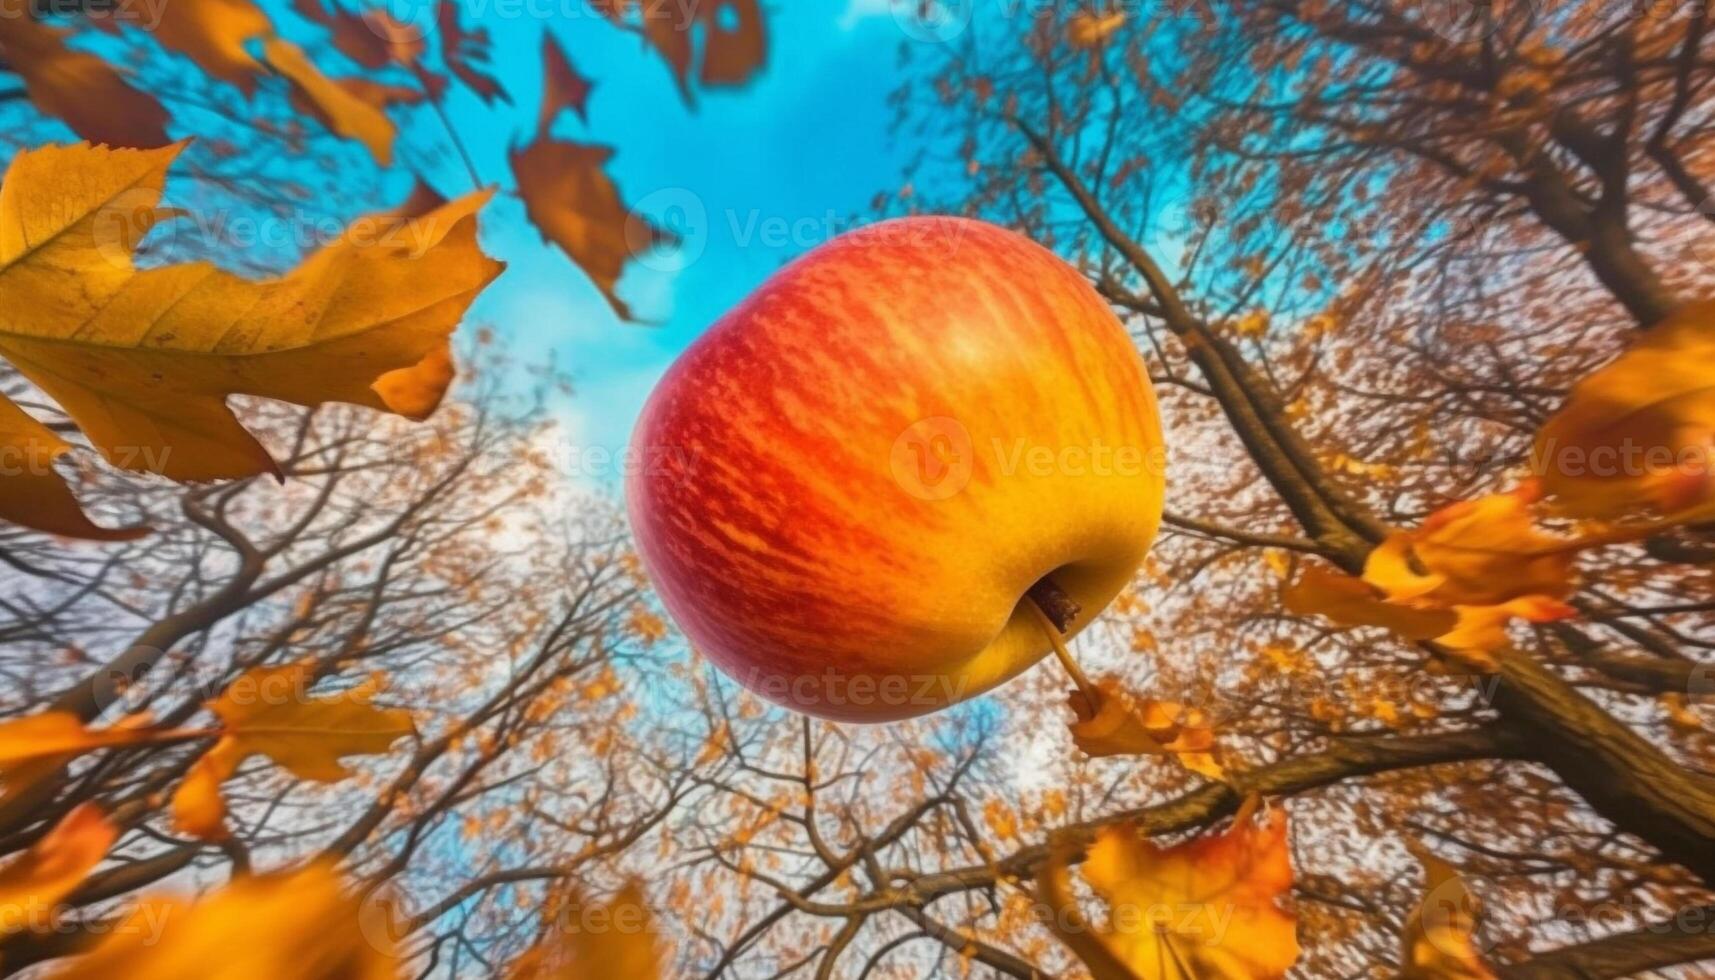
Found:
<box><xmin>1066</xmin><ymin>679</ymin><xmax>1226</xmax><ymax>780</ymax></box>
<box><xmin>436</xmin><ymin>0</ymin><xmax>509</xmax><ymax>104</ymax></box>
<box><xmin>507</xmin><ymin>880</ymin><xmax>664</xmax><ymax>979</ymax></box>
<box><xmin>1285</xmin><ymin>487</ymin><xmax>1584</xmax><ymax>666</ymax></box>
<box><xmin>46</xmin><ymin>863</ymin><xmax>402</xmax><ymax>979</ymax></box>
<box><xmin>264</xmin><ymin>38</ymin><xmax>397</xmax><ymax>165</ymax></box>
<box><xmin>538</xmin><ymin>31</ymin><xmax>595</xmax><ymax>134</ymax></box>
<box><xmin>0</xmin><ymin>12</ymin><xmax>172</xmax><ymax>149</ymax></box>
<box><xmin>511</xmin><ymin>136</ymin><xmax>668</xmax><ymax>322</ymax></box>
<box><xmin>0</xmin><ymin>803</ymin><xmax>116</xmax><ymax>932</ymax></box>
<box><xmin>593</xmin><ymin>0</ymin><xmax>766</xmax><ymax>103</ymax></box>
<box><xmin>1036</xmin><ymin>803</ymin><xmax>1299</xmax><ymax>979</ymax></box>
<box><xmin>1400</xmin><ymin>844</ymin><xmax>1496</xmax><ymax>979</ymax></box>
<box><xmin>0</xmin><ymin>142</ymin><xmax>501</xmax><ymax>538</ymax></box>
<box><xmin>171</xmin><ymin>663</ymin><xmax>416</xmax><ymax>839</ymax></box>
<box><xmin>1534</xmin><ymin>300</ymin><xmax>1715</xmax><ymax>521</ymax></box>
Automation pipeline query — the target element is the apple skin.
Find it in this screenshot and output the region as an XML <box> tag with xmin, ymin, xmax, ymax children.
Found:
<box><xmin>626</xmin><ymin>216</ymin><xmax>1164</xmax><ymax>722</ymax></box>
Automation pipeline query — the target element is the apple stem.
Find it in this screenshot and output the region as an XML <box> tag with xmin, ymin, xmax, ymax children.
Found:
<box><xmin>1025</xmin><ymin>580</ymin><xmax>1099</xmax><ymax>706</ymax></box>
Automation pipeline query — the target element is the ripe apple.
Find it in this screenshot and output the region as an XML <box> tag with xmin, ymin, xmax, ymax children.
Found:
<box><xmin>626</xmin><ymin>216</ymin><xmax>1164</xmax><ymax>721</ymax></box>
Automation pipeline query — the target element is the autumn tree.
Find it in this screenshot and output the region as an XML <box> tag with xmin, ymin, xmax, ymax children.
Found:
<box><xmin>647</xmin><ymin>2</ymin><xmax>1715</xmax><ymax>976</ymax></box>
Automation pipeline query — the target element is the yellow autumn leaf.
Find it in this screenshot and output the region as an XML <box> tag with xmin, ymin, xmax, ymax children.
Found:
<box><xmin>263</xmin><ymin>37</ymin><xmax>396</xmax><ymax>165</ymax></box>
<box><xmin>1401</xmin><ymin>844</ymin><xmax>1496</xmax><ymax>979</ymax></box>
<box><xmin>1284</xmin><ymin>564</ymin><xmax>1457</xmax><ymax>640</ymax></box>
<box><xmin>1065</xmin><ymin>679</ymin><xmax>1226</xmax><ymax>780</ymax></box>
<box><xmin>1036</xmin><ymin>803</ymin><xmax>1299</xmax><ymax>979</ymax></box>
<box><xmin>1067</xmin><ymin>9</ymin><xmax>1127</xmax><ymax>49</ymax></box>
<box><xmin>0</xmin><ymin>395</ymin><xmax>146</xmax><ymax>539</ymax></box>
<box><xmin>46</xmin><ymin>862</ymin><xmax>402</xmax><ymax>979</ymax></box>
<box><xmin>1534</xmin><ymin>300</ymin><xmax>1715</xmax><ymax>520</ymax></box>
<box><xmin>507</xmin><ymin>880</ymin><xmax>664</xmax><ymax>979</ymax></box>
<box><xmin>1363</xmin><ymin>485</ymin><xmax>1578</xmax><ymax>608</ymax></box>
<box><xmin>0</xmin><ymin>803</ymin><xmax>116</xmax><ymax>933</ymax></box>
<box><xmin>0</xmin><ymin>712</ymin><xmax>184</xmax><ymax>807</ymax></box>
<box><xmin>0</xmin><ymin>142</ymin><xmax>501</xmax><ymax>538</ymax></box>
<box><xmin>171</xmin><ymin>663</ymin><xmax>415</xmax><ymax>839</ymax></box>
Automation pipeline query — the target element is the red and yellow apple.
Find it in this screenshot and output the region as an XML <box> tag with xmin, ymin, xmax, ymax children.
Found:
<box><xmin>626</xmin><ymin>217</ymin><xmax>1164</xmax><ymax>721</ymax></box>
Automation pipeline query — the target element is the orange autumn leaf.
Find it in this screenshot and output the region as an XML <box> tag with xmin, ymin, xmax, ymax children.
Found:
<box><xmin>0</xmin><ymin>803</ymin><xmax>116</xmax><ymax>932</ymax></box>
<box><xmin>1401</xmin><ymin>844</ymin><xmax>1496</xmax><ymax>979</ymax></box>
<box><xmin>1283</xmin><ymin>564</ymin><xmax>1457</xmax><ymax>640</ymax></box>
<box><xmin>171</xmin><ymin>663</ymin><xmax>416</xmax><ymax>839</ymax></box>
<box><xmin>1036</xmin><ymin>804</ymin><xmax>1299</xmax><ymax>979</ymax></box>
<box><xmin>292</xmin><ymin>0</ymin><xmax>423</xmax><ymax>70</ymax></box>
<box><xmin>46</xmin><ymin>863</ymin><xmax>402</xmax><ymax>979</ymax></box>
<box><xmin>148</xmin><ymin>0</ymin><xmax>274</xmax><ymax>93</ymax></box>
<box><xmin>0</xmin><ymin>712</ymin><xmax>180</xmax><ymax>806</ymax></box>
<box><xmin>507</xmin><ymin>880</ymin><xmax>664</xmax><ymax>979</ymax></box>
<box><xmin>1535</xmin><ymin>300</ymin><xmax>1715</xmax><ymax>521</ymax></box>
<box><xmin>0</xmin><ymin>10</ymin><xmax>172</xmax><ymax>149</ymax></box>
<box><xmin>436</xmin><ymin>0</ymin><xmax>509</xmax><ymax>104</ymax></box>
<box><xmin>0</xmin><ymin>397</ymin><xmax>146</xmax><ymax>540</ymax></box>
<box><xmin>595</xmin><ymin>0</ymin><xmax>766</xmax><ymax>103</ymax></box>
<box><xmin>0</xmin><ymin>142</ymin><xmax>501</xmax><ymax>537</ymax></box>
<box><xmin>1067</xmin><ymin>9</ymin><xmax>1127</xmax><ymax>49</ymax></box>
<box><xmin>263</xmin><ymin>37</ymin><xmax>397</xmax><ymax>165</ymax></box>
<box><xmin>1066</xmin><ymin>679</ymin><xmax>1226</xmax><ymax>780</ymax></box>
<box><xmin>1363</xmin><ymin>485</ymin><xmax>1578</xmax><ymax>608</ymax></box>
<box><xmin>538</xmin><ymin>31</ymin><xmax>594</xmax><ymax>133</ymax></box>
<box><xmin>511</xmin><ymin>136</ymin><xmax>667</xmax><ymax>322</ymax></box>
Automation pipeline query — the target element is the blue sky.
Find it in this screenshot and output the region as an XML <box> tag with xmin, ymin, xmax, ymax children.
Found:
<box><xmin>419</xmin><ymin>0</ymin><xmax>938</xmax><ymax>483</ymax></box>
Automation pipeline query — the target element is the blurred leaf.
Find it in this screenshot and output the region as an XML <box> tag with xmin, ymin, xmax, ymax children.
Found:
<box><xmin>0</xmin><ymin>803</ymin><xmax>116</xmax><ymax>932</ymax></box>
<box><xmin>47</xmin><ymin>863</ymin><xmax>401</xmax><ymax>978</ymax></box>
<box><xmin>1036</xmin><ymin>804</ymin><xmax>1299</xmax><ymax>979</ymax></box>
<box><xmin>171</xmin><ymin>663</ymin><xmax>415</xmax><ymax>839</ymax></box>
